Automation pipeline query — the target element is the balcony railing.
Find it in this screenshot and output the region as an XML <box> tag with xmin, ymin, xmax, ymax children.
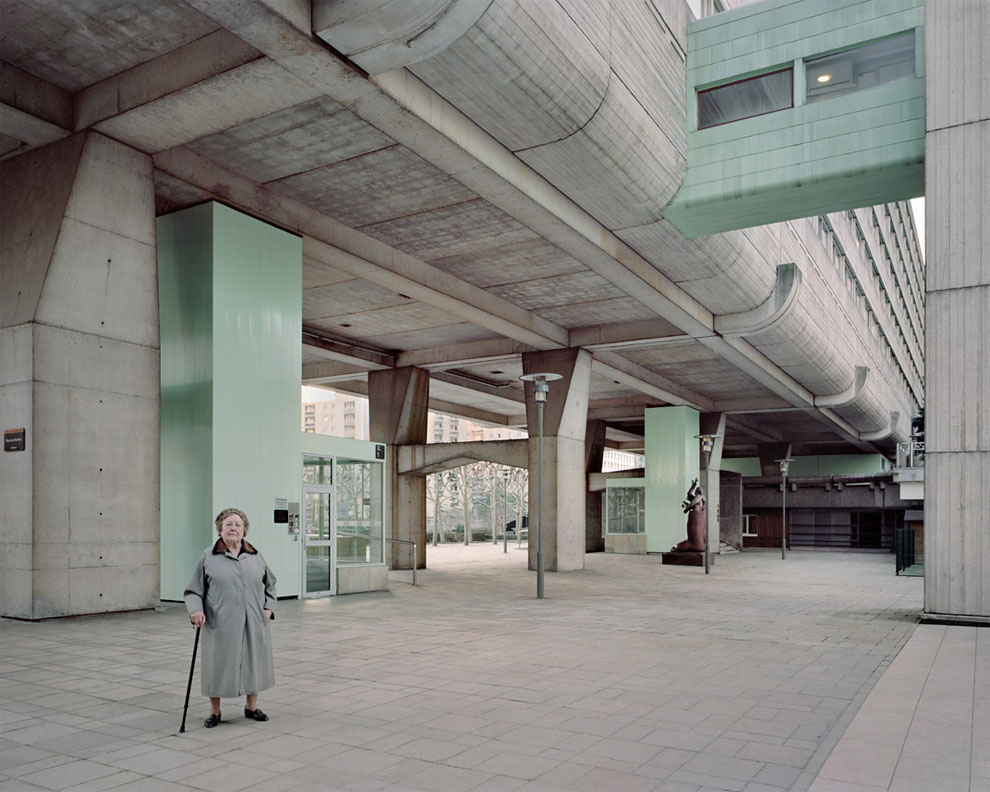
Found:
<box><xmin>896</xmin><ymin>441</ymin><xmax>925</xmax><ymax>469</ymax></box>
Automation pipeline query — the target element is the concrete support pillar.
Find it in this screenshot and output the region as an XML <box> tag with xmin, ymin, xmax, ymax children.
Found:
<box><xmin>369</xmin><ymin>367</ymin><xmax>430</xmax><ymax>569</ymax></box>
<box><xmin>644</xmin><ymin>406</ymin><xmax>700</xmax><ymax>553</ymax></box>
<box><xmin>758</xmin><ymin>442</ymin><xmax>792</xmax><ymax>478</ymax></box>
<box><xmin>585</xmin><ymin>419</ymin><xmax>607</xmax><ymax>552</ymax></box>
<box><xmin>700</xmin><ymin>412</ymin><xmax>726</xmax><ymax>552</ymax></box>
<box><xmin>923</xmin><ymin>1</ymin><xmax>990</xmax><ymax>623</ymax></box>
<box><xmin>521</xmin><ymin>348</ymin><xmax>592</xmax><ymax>571</ymax></box>
<box><xmin>0</xmin><ymin>133</ymin><xmax>160</xmax><ymax>618</ymax></box>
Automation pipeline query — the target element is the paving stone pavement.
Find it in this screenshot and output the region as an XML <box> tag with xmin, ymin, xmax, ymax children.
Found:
<box><xmin>0</xmin><ymin>544</ymin><xmax>972</xmax><ymax>792</ymax></box>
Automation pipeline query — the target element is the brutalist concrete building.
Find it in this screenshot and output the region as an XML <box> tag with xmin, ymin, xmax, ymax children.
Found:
<box><xmin>1</xmin><ymin>0</ymin><xmax>986</xmax><ymax>625</ymax></box>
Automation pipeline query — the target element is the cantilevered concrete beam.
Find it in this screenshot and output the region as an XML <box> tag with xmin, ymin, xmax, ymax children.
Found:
<box><xmin>397</xmin><ymin>439</ymin><xmax>527</xmax><ymax>476</ymax></box>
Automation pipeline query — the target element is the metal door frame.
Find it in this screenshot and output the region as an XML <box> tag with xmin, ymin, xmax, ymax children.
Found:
<box><xmin>301</xmin><ymin>480</ymin><xmax>335</xmax><ymax>597</ymax></box>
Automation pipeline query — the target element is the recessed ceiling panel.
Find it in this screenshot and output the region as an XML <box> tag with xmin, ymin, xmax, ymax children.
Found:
<box><xmin>275</xmin><ymin>145</ymin><xmax>477</xmax><ymax>227</ymax></box>
<box><xmin>0</xmin><ymin>0</ymin><xmax>218</xmax><ymax>91</ymax></box>
<box><xmin>188</xmin><ymin>97</ymin><xmax>392</xmax><ymax>183</ymax></box>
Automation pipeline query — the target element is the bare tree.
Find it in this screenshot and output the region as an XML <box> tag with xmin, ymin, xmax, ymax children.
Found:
<box><xmin>426</xmin><ymin>472</ymin><xmax>453</xmax><ymax>546</ymax></box>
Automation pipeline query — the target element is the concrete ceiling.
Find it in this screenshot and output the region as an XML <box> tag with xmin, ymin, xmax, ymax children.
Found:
<box><xmin>0</xmin><ymin>0</ymin><xmax>891</xmax><ymax>458</ymax></box>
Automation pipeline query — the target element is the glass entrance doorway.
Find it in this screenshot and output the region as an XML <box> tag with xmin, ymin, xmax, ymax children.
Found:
<box><xmin>302</xmin><ymin>483</ymin><xmax>334</xmax><ymax>596</ymax></box>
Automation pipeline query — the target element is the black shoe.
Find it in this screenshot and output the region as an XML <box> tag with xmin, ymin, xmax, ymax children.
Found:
<box><xmin>204</xmin><ymin>711</ymin><xmax>221</xmax><ymax>728</ymax></box>
<box><xmin>244</xmin><ymin>707</ymin><xmax>269</xmax><ymax>722</ymax></box>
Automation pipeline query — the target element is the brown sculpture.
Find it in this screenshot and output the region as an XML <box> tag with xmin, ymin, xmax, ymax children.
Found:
<box><xmin>670</xmin><ymin>478</ymin><xmax>706</xmax><ymax>552</ymax></box>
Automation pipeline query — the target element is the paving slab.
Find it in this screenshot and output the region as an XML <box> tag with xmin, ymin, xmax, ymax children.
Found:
<box><xmin>1</xmin><ymin>544</ymin><xmax>977</xmax><ymax>791</ymax></box>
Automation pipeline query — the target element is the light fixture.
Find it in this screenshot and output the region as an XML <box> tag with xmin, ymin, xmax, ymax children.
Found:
<box><xmin>519</xmin><ymin>372</ymin><xmax>563</xmax><ymax>599</ymax></box>
<box><xmin>817</xmin><ymin>73</ymin><xmax>831</xmax><ymax>83</ymax></box>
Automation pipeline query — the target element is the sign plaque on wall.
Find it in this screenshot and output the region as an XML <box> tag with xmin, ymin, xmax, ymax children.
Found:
<box><xmin>3</xmin><ymin>428</ymin><xmax>25</xmax><ymax>452</ymax></box>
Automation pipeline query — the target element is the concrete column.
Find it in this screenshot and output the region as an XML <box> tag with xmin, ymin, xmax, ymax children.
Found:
<box><xmin>700</xmin><ymin>412</ymin><xmax>726</xmax><ymax>552</ymax></box>
<box><xmin>369</xmin><ymin>367</ymin><xmax>430</xmax><ymax>569</ymax></box>
<box><xmin>923</xmin><ymin>1</ymin><xmax>990</xmax><ymax>623</ymax></box>
<box><xmin>0</xmin><ymin>133</ymin><xmax>159</xmax><ymax>618</ymax></box>
<box><xmin>585</xmin><ymin>419</ymin><xmax>607</xmax><ymax>552</ymax></box>
<box><xmin>521</xmin><ymin>348</ymin><xmax>592</xmax><ymax>572</ymax></box>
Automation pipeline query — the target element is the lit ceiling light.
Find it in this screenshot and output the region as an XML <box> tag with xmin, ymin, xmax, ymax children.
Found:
<box><xmin>817</xmin><ymin>73</ymin><xmax>831</xmax><ymax>83</ymax></box>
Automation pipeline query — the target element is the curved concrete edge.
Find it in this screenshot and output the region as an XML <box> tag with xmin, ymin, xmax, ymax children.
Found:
<box><xmin>859</xmin><ymin>411</ymin><xmax>900</xmax><ymax>442</ymax></box>
<box><xmin>313</xmin><ymin>0</ymin><xmax>492</xmax><ymax>75</ymax></box>
<box><xmin>714</xmin><ymin>263</ymin><xmax>801</xmax><ymax>337</ymax></box>
<box><xmin>814</xmin><ymin>365</ymin><xmax>869</xmax><ymax>408</ymax></box>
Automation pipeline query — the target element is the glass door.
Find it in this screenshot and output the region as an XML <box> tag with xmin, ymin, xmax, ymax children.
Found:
<box><xmin>302</xmin><ymin>484</ymin><xmax>334</xmax><ymax>596</ymax></box>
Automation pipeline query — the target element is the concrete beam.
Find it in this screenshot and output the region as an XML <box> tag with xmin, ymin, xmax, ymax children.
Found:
<box><xmin>592</xmin><ymin>351</ymin><xmax>713</xmax><ymax>411</ymax></box>
<box><xmin>569</xmin><ymin>318</ymin><xmax>685</xmax><ymax>350</ymax></box>
<box><xmin>396</xmin><ymin>338</ymin><xmax>533</xmax><ymax>369</ymax></box>
<box><xmin>319</xmin><ymin>377</ymin><xmax>519</xmax><ymax>427</ymax></box>
<box><xmin>301</xmin><ymin>361</ymin><xmax>374</xmax><ymax>383</ymax></box>
<box><xmin>302</xmin><ymin>326</ymin><xmax>395</xmax><ymax>369</ymax></box>
<box><xmin>75</xmin><ymin>30</ymin><xmax>262</xmax><ymax>131</ymax></box>
<box><xmin>0</xmin><ymin>62</ymin><xmax>72</xmax><ymax>149</ymax></box>
<box><xmin>397</xmin><ymin>438</ymin><xmax>527</xmax><ymax>475</ymax></box>
<box><xmin>727</xmin><ymin>415</ymin><xmax>784</xmax><ymax>444</ymax></box>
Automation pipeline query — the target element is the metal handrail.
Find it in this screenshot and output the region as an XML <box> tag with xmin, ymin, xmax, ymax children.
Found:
<box><xmin>384</xmin><ymin>538</ymin><xmax>417</xmax><ymax>585</ymax></box>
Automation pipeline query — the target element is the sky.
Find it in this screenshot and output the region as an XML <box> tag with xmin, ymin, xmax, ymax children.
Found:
<box><xmin>910</xmin><ymin>197</ymin><xmax>925</xmax><ymax>256</ymax></box>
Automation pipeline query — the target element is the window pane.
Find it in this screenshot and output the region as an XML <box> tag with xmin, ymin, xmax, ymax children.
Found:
<box><xmin>806</xmin><ymin>32</ymin><xmax>915</xmax><ymax>103</ymax></box>
<box><xmin>605</xmin><ymin>488</ymin><xmax>644</xmax><ymax>534</ymax></box>
<box><xmin>335</xmin><ymin>459</ymin><xmax>384</xmax><ymax>564</ymax></box>
<box><xmin>302</xmin><ymin>455</ymin><xmax>332</xmax><ymax>484</ymax></box>
<box><xmin>698</xmin><ymin>68</ymin><xmax>792</xmax><ymax>129</ymax></box>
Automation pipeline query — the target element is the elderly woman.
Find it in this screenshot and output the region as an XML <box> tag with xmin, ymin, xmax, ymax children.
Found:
<box><xmin>185</xmin><ymin>508</ymin><xmax>276</xmax><ymax>728</ymax></box>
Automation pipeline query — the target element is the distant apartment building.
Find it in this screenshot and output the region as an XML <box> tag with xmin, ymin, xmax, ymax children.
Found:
<box><xmin>301</xmin><ymin>393</ymin><xmax>369</xmax><ymax>439</ymax></box>
<box><xmin>303</xmin><ymin>392</ymin><xmax>639</xmax><ymax>470</ymax></box>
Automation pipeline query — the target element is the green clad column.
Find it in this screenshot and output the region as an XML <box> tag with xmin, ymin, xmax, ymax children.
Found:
<box><xmin>158</xmin><ymin>203</ymin><xmax>302</xmax><ymax>601</ymax></box>
<box><xmin>644</xmin><ymin>406</ymin><xmax>700</xmax><ymax>553</ymax></box>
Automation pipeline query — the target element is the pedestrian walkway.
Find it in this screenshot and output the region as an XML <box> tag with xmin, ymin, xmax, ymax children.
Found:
<box><xmin>0</xmin><ymin>546</ymin><xmax>983</xmax><ymax>792</ymax></box>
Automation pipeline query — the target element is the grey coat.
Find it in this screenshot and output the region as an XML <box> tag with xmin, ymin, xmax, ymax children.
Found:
<box><xmin>184</xmin><ymin>539</ymin><xmax>276</xmax><ymax>698</ymax></box>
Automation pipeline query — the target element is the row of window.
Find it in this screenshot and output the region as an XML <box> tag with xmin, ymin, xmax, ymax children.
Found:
<box><xmin>698</xmin><ymin>31</ymin><xmax>915</xmax><ymax>129</ymax></box>
<box><xmin>815</xmin><ymin>209</ymin><xmax>923</xmax><ymax>405</ymax></box>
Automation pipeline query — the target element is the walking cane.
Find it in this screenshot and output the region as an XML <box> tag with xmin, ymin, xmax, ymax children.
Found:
<box><xmin>179</xmin><ymin>626</ymin><xmax>201</xmax><ymax>733</ymax></box>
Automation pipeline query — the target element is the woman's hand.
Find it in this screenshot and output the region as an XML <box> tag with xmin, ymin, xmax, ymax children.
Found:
<box><xmin>264</xmin><ymin>609</ymin><xmax>273</xmax><ymax>621</ymax></box>
<box><xmin>190</xmin><ymin>611</ymin><xmax>206</xmax><ymax>627</ymax></box>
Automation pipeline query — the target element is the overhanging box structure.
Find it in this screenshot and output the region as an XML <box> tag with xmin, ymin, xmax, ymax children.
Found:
<box><xmin>665</xmin><ymin>0</ymin><xmax>925</xmax><ymax>238</ymax></box>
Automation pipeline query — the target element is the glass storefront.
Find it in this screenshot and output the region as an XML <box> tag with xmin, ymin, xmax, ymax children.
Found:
<box><xmin>335</xmin><ymin>458</ymin><xmax>384</xmax><ymax>565</ymax></box>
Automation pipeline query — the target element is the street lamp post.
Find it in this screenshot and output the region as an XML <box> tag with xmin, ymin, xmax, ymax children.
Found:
<box><xmin>502</xmin><ymin>468</ymin><xmax>510</xmax><ymax>553</ymax></box>
<box><xmin>519</xmin><ymin>372</ymin><xmax>562</xmax><ymax>600</ymax></box>
<box><xmin>776</xmin><ymin>457</ymin><xmax>794</xmax><ymax>560</ymax></box>
<box><xmin>696</xmin><ymin>434</ymin><xmax>721</xmax><ymax>575</ymax></box>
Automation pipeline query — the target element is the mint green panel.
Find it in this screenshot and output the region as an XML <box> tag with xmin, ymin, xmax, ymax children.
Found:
<box><xmin>644</xmin><ymin>406</ymin><xmax>700</xmax><ymax>553</ymax></box>
<box><xmin>665</xmin><ymin>0</ymin><xmax>924</xmax><ymax>238</ymax></box>
<box><xmin>158</xmin><ymin>204</ymin><xmax>214</xmax><ymax>603</ymax></box>
<box><xmin>720</xmin><ymin>455</ymin><xmax>887</xmax><ymax>477</ymax></box>
<box><xmin>788</xmin><ymin>454</ymin><xmax>888</xmax><ymax>476</ymax></box>
<box><xmin>158</xmin><ymin>203</ymin><xmax>302</xmax><ymax>601</ymax></box>
<box><xmin>721</xmin><ymin>458</ymin><xmax>761</xmax><ymax>477</ymax></box>
<box><xmin>211</xmin><ymin>204</ymin><xmax>302</xmax><ymax>598</ymax></box>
